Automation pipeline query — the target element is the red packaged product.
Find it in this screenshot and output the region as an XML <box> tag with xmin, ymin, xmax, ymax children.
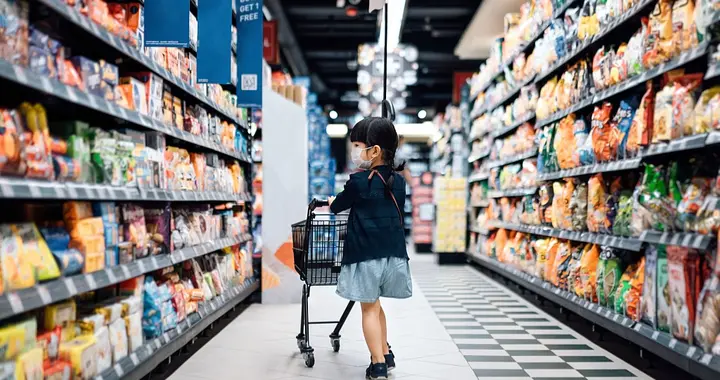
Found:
<box><xmin>667</xmin><ymin>246</ymin><xmax>701</xmax><ymax>343</ymax></box>
<box><xmin>590</xmin><ymin>102</ymin><xmax>616</xmax><ymax>162</ymax></box>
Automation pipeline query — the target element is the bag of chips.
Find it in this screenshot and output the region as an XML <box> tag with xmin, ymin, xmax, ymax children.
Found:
<box><xmin>627</xmin><ymin>82</ymin><xmax>655</xmax><ymax>157</ymax></box>
<box><xmin>614</xmin><ymin>98</ymin><xmax>639</xmax><ymax>159</ymax></box>
<box><xmin>598</xmin><ymin>247</ymin><xmax>624</xmax><ymax>308</ymax></box>
<box><xmin>644</xmin><ymin>0</ymin><xmax>674</xmax><ymax>68</ymax></box>
<box><xmin>672</xmin><ymin>74</ymin><xmax>702</xmax><ymax>137</ymax></box>
<box><xmin>626</xmin><ymin>257</ymin><xmax>646</xmax><ymax>320</ymax></box>
<box><xmin>590</xmin><ymin>102</ymin><xmax>615</xmax><ymax>162</ymax></box>
<box><xmin>694</xmin><ymin>275</ymin><xmax>720</xmax><ymax>352</ymax></box>
<box><xmin>694</xmin><ymin>87</ymin><xmax>720</xmax><ymax>134</ymax></box>
<box><xmin>587</xmin><ymin>174</ymin><xmax>608</xmax><ymax>233</ymax></box>
<box><xmin>672</xmin><ymin>0</ymin><xmax>698</xmax><ymax>55</ymax></box>
<box><xmin>553</xmin><ymin>241</ymin><xmax>573</xmax><ymax>288</ymax></box>
<box><xmin>580</xmin><ymin>244</ymin><xmax>601</xmax><ymax>302</ymax></box>
<box><xmin>668</xmin><ymin>246</ymin><xmax>701</xmax><ymax>343</ymax></box>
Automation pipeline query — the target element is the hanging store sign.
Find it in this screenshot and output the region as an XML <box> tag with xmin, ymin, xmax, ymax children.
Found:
<box><xmin>197</xmin><ymin>0</ymin><xmax>232</xmax><ymax>84</ymax></box>
<box><xmin>144</xmin><ymin>0</ymin><xmax>190</xmax><ymax>47</ymax></box>
<box><xmin>263</xmin><ymin>21</ymin><xmax>279</xmax><ymax>65</ymax></box>
<box><xmin>236</xmin><ymin>0</ymin><xmax>263</xmax><ymax>108</ymax></box>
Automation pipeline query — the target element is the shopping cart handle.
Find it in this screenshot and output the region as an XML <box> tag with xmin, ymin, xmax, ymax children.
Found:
<box><xmin>310</xmin><ymin>199</ymin><xmax>330</xmax><ymax>210</ymax></box>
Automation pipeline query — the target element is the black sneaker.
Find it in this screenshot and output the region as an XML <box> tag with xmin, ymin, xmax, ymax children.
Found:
<box><xmin>366</xmin><ymin>363</ymin><xmax>388</xmax><ymax>379</ymax></box>
<box><xmin>385</xmin><ymin>351</ymin><xmax>395</xmax><ymax>371</ymax></box>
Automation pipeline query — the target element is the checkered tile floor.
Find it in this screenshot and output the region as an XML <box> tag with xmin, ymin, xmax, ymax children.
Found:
<box><xmin>413</xmin><ymin>264</ymin><xmax>651</xmax><ymax>380</ymax></box>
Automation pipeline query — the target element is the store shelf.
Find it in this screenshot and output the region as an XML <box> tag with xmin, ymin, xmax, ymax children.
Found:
<box><xmin>644</xmin><ymin>133</ymin><xmax>709</xmax><ymax>158</ymax></box>
<box><xmin>94</xmin><ymin>279</ymin><xmax>258</xmax><ymax>380</ymax></box>
<box><xmin>487</xmin><ymin>187</ymin><xmax>538</xmax><ymax>198</ymax></box>
<box><xmin>492</xmin><ymin>112</ymin><xmax>536</xmax><ymax>138</ymax></box>
<box><xmin>468</xmin><ymin>171</ymin><xmax>490</xmax><ymax>183</ymax></box>
<box><xmin>0</xmin><ymin>177</ymin><xmax>251</xmax><ymax>202</ymax></box>
<box><xmin>536</xmin><ymin>42</ymin><xmax>707</xmax><ymax>130</ymax></box>
<box><xmin>486</xmin><ymin>75</ymin><xmax>537</xmax><ymax>114</ymax></box>
<box><xmin>35</xmin><ymin>0</ymin><xmax>244</xmax><ymax>128</ymax></box>
<box><xmin>537</xmin><ymin>157</ymin><xmax>642</xmax><ymax>181</ymax></box>
<box><xmin>485</xmin><ymin>221</ymin><xmax>643</xmax><ymax>251</ymax></box>
<box><xmin>469</xmin><ymin>225</ymin><xmax>490</xmax><ymax>235</ymax></box>
<box><xmin>467</xmin><ymin>252</ymin><xmax>720</xmax><ymax>380</ymax></box>
<box><xmin>467</xmin><ymin>150</ymin><xmax>491</xmax><ymax>163</ymax></box>
<box><xmin>0</xmin><ymin>61</ymin><xmax>251</xmax><ymax>164</ymax></box>
<box><xmin>639</xmin><ymin>230</ymin><xmax>714</xmax><ymax>250</ymax></box>
<box><xmin>0</xmin><ymin>234</ymin><xmax>252</xmax><ymax>321</ymax></box>
<box><xmin>487</xmin><ymin>148</ymin><xmax>538</xmax><ymax>169</ymax></box>
<box><xmin>534</xmin><ymin>0</ymin><xmax>655</xmax><ymax>86</ymax></box>
<box><xmin>470</xmin><ymin>200</ymin><xmax>490</xmax><ymax>208</ymax></box>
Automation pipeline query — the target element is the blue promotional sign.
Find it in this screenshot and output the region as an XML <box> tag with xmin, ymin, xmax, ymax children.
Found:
<box><xmin>144</xmin><ymin>0</ymin><xmax>190</xmax><ymax>47</ymax></box>
<box><xmin>197</xmin><ymin>0</ymin><xmax>232</xmax><ymax>83</ymax></box>
<box><xmin>236</xmin><ymin>0</ymin><xmax>263</xmax><ymax>108</ymax></box>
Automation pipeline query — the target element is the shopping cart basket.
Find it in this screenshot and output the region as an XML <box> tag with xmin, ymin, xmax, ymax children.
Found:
<box><xmin>291</xmin><ymin>198</ymin><xmax>353</xmax><ymax>368</ymax></box>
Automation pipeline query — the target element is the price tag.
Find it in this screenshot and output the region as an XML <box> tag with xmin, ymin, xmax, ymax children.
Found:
<box><xmin>652</xmin><ymin>331</ymin><xmax>659</xmax><ymax>340</ymax></box>
<box><xmin>0</xmin><ymin>181</ymin><xmax>14</xmax><ymax>198</ymax></box>
<box><xmin>28</xmin><ymin>184</ymin><xmax>41</xmax><ymax>198</ymax></box>
<box><xmin>86</xmin><ymin>275</ymin><xmax>97</xmax><ymax>290</ymax></box>
<box><xmin>87</xmin><ymin>93</ymin><xmax>98</xmax><ymax>109</ymax></box>
<box><xmin>107</xmin><ymin>268</ymin><xmax>117</xmax><ymax>284</ymax></box>
<box><xmin>701</xmin><ymin>353</ymin><xmax>713</xmax><ymax>365</ymax></box>
<box><xmin>669</xmin><ymin>338</ymin><xmax>678</xmax><ymax>349</ymax></box>
<box><xmin>176</xmin><ymin>326</ymin><xmax>182</xmax><ymax>335</ymax></box>
<box><xmin>137</xmin><ymin>260</ymin><xmax>146</xmax><ymax>273</ymax></box>
<box><xmin>64</xmin><ymin>278</ymin><xmax>78</xmax><ymax>295</ymax></box>
<box><xmin>66</xmin><ymin>86</ymin><xmax>80</xmax><ymax>103</ymax></box>
<box><xmin>686</xmin><ymin>346</ymin><xmax>697</xmax><ymax>358</ymax></box>
<box><xmin>154</xmin><ymin>339</ymin><xmax>161</xmax><ymax>350</ymax></box>
<box><xmin>151</xmin><ymin>256</ymin><xmax>159</xmax><ymax>269</ymax></box>
<box><xmin>130</xmin><ymin>353</ymin><xmax>140</xmax><ymax>366</ymax></box>
<box><xmin>12</xmin><ymin>65</ymin><xmax>28</xmax><ymax>85</ymax></box>
<box><xmin>66</xmin><ymin>184</ymin><xmax>78</xmax><ymax>199</ymax></box>
<box><xmin>7</xmin><ymin>293</ymin><xmax>24</xmax><ymax>314</ymax></box>
<box><xmin>162</xmin><ymin>333</ymin><xmax>169</xmax><ymax>344</ymax></box>
<box><xmin>37</xmin><ymin>285</ymin><xmax>52</xmax><ymax>305</ymax></box>
<box><xmin>121</xmin><ymin>265</ymin><xmax>131</xmax><ymax>279</ymax></box>
<box><xmin>114</xmin><ymin>363</ymin><xmax>124</xmax><ymax>377</ymax></box>
<box><xmin>613</xmin><ymin>314</ymin><xmax>620</xmax><ymax>322</ymax></box>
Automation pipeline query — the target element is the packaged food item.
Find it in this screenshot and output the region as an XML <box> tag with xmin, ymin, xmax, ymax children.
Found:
<box><xmin>555</xmin><ymin>115</ymin><xmax>577</xmax><ymax>170</ymax></box>
<box><xmin>533</xmin><ymin>239</ymin><xmax>550</xmax><ymax>280</ymax></box>
<box><xmin>0</xmin><ymin>323</ymin><xmax>26</xmax><ymax>361</ymax></box>
<box><xmin>568</xmin><ymin>243</ymin><xmax>586</xmax><ymax>295</ymax></box>
<box><xmin>644</xmin><ymin>0</ymin><xmax>674</xmax><ymax>68</ymax></box>
<box><xmin>695</xmin><ymin>87</ymin><xmax>720</xmax><ymax>134</ymax></box>
<box><xmin>694</xmin><ymin>275</ymin><xmax>720</xmax><ymax>352</ymax></box>
<box><xmin>614</xmin><ymin>259</ymin><xmax>643</xmax><ymax>315</ymax></box>
<box><xmin>586</xmin><ymin>174</ymin><xmax>608</xmax><ymax>233</ymax></box>
<box><xmin>671</xmin><ymin>0</ymin><xmax>697</xmax><ymax>55</ymax></box>
<box><xmin>121</xmin><ymin>204</ymin><xmax>148</xmax><ymax>259</ymax></box>
<box><xmin>553</xmin><ymin>241</ymin><xmax>573</xmax><ymax>288</ymax></box>
<box><xmin>93</xmin><ymin>326</ymin><xmax>112</xmax><ymax>373</ymax></box>
<box><xmin>545</xmin><ymin>238</ymin><xmax>560</xmax><ymax>283</ymax></box>
<box><xmin>108</xmin><ymin>318</ymin><xmax>128</xmax><ymax>363</ymax></box>
<box><xmin>0</xmin><ymin>224</ymin><xmax>33</xmax><ymax>292</ymax></box>
<box><xmin>58</xmin><ymin>335</ymin><xmax>97</xmax><ymax>379</ymax></box>
<box><xmin>597</xmin><ymin>247</ymin><xmax>624</xmax><ymax>307</ymax></box>
<box><xmin>16</xmin><ymin>346</ymin><xmax>43</xmax><ymax>380</ymax></box>
<box><xmin>36</xmin><ymin>327</ymin><xmax>61</xmax><ymax>361</ymax></box>
<box><xmin>614</xmin><ymin>98</ymin><xmax>639</xmax><ymax>159</ymax></box>
<box><xmin>44</xmin><ymin>300</ymin><xmax>76</xmax><ymax>342</ymax></box>
<box><xmin>667</xmin><ymin>246</ymin><xmax>701</xmax><ymax>343</ymax></box>
<box><xmin>124</xmin><ymin>311</ymin><xmax>143</xmax><ymax>352</ymax></box>
<box><xmin>672</xmin><ymin>75</ymin><xmax>702</xmax><ymax>137</ymax></box>
<box><xmin>43</xmin><ymin>360</ymin><xmax>71</xmax><ymax>379</ymax></box>
<box><xmin>655</xmin><ymin>246</ymin><xmax>673</xmax><ymax>332</ymax></box>
<box><xmin>627</xmin><ymin>83</ymin><xmax>654</xmax><ymax>156</ymax></box>
<box><xmin>627</xmin><ymin>19</ymin><xmax>648</xmax><ymax>77</ymax></box>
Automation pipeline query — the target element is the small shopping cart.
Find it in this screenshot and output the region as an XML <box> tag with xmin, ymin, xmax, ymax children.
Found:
<box><xmin>291</xmin><ymin>199</ymin><xmax>353</xmax><ymax>368</ymax></box>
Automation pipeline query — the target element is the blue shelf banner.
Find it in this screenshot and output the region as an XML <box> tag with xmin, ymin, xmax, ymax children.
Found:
<box><xmin>144</xmin><ymin>0</ymin><xmax>190</xmax><ymax>47</ymax></box>
<box><xmin>198</xmin><ymin>0</ymin><xmax>232</xmax><ymax>83</ymax></box>
<box><xmin>236</xmin><ymin>0</ymin><xmax>263</xmax><ymax>108</ymax></box>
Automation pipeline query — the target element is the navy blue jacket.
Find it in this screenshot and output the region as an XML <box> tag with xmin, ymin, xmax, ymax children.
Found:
<box><xmin>330</xmin><ymin>165</ymin><xmax>409</xmax><ymax>265</ymax></box>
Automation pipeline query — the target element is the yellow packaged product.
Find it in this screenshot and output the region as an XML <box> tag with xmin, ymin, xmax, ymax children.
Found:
<box><xmin>694</xmin><ymin>87</ymin><xmax>720</xmax><ymax>133</ymax></box>
<box><xmin>644</xmin><ymin>0</ymin><xmax>674</xmax><ymax>68</ymax></box>
<box><xmin>533</xmin><ymin>239</ymin><xmax>550</xmax><ymax>280</ymax></box>
<box><xmin>0</xmin><ymin>224</ymin><xmax>35</xmax><ymax>292</ymax></box>
<box><xmin>44</xmin><ymin>300</ymin><xmax>76</xmax><ymax>341</ymax></box>
<box><xmin>15</xmin><ymin>347</ymin><xmax>42</xmax><ymax>380</ymax></box>
<box><xmin>672</xmin><ymin>0</ymin><xmax>697</xmax><ymax>54</ymax></box>
<box><xmin>17</xmin><ymin>319</ymin><xmax>36</xmax><ymax>352</ymax></box>
<box><xmin>544</xmin><ymin>239</ymin><xmax>560</xmax><ymax>283</ymax></box>
<box><xmin>95</xmin><ymin>302</ymin><xmax>123</xmax><ymax>324</ymax></box>
<box><xmin>66</xmin><ymin>218</ymin><xmax>105</xmax><ymax>240</ymax></box>
<box><xmin>0</xmin><ymin>324</ymin><xmax>26</xmax><ymax>360</ymax></box>
<box><xmin>59</xmin><ymin>335</ymin><xmax>97</xmax><ymax>380</ymax></box>
<box><xmin>13</xmin><ymin>224</ymin><xmax>60</xmax><ymax>282</ymax></box>
<box><xmin>652</xmin><ymin>83</ymin><xmax>674</xmax><ymax>142</ymax></box>
<box><xmin>94</xmin><ymin>326</ymin><xmax>112</xmax><ymax>374</ymax></box>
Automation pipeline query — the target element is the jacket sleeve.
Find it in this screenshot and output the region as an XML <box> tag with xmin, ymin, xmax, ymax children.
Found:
<box><xmin>330</xmin><ymin>176</ymin><xmax>359</xmax><ymax>214</ymax></box>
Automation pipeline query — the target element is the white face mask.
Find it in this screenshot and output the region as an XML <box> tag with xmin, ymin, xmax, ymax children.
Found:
<box><xmin>351</xmin><ymin>146</ymin><xmax>374</xmax><ymax>169</ymax></box>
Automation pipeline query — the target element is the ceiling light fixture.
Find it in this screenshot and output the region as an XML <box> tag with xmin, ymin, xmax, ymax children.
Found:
<box><xmin>417</xmin><ymin>109</ymin><xmax>427</xmax><ymax>119</ymax></box>
<box><xmin>329</xmin><ymin>110</ymin><xmax>339</xmax><ymax>120</ymax></box>
<box><xmin>326</xmin><ymin>123</ymin><xmax>349</xmax><ymax>138</ymax></box>
<box><xmin>377</xmin><ymin>0</ymin><xmax>407</xmax><ymax>52</ymax></box>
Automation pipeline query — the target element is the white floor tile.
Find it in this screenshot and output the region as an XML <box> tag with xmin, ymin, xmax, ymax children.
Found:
<box><xmin>512</xmin><ymin>356</ymin><xmax>565</xmax><ymax>363</ymax></box>
<box><xmin>459</xmin><ymin>349</ymin><xmax>510</xmax><ymax>356</ymax></box>
<box><xmin>524</xmin><ymin>369</ymin><xmax>584</xmax><ymax>378</ymax></box>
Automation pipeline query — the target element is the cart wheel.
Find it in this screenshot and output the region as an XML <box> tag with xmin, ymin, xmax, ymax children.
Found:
<box><xmin>304</xmin><ymin>352</ymin><xmax>315</xmax><ymax>368</ymax></box>
<box><xmin>331</xmin><ymin>338</ymin><xmax>340</xmax><ymax>352</ymax></box>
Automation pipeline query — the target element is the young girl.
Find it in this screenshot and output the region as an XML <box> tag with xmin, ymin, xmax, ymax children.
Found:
<box><xmin>329</xmin><ymin>117</ymin><xmax>412</xmax><ymax>380</ymax></box>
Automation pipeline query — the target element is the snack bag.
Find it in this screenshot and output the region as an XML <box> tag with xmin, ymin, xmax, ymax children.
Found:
<box><xmin>566</xmin><ymin>244</ymin><xmax>584</xmax><ymax>292</ymax></box>
<box><xmin>615</xmin><ymin>259</ymin><xmax>643</xmax><ymax>315</ymax></box>
<box><xmin>580</xmin><ymin>244</ymin><xmax>601</xmax><ymax>302</ymax></box>
<box><xmin>598</xmin><ymin>247</ymin><xmax>623</xmax><ymax>307</ymax></box>
<box><xmin>555</xmin><ymin>114</ymin><xmax>577</xmax><ymax>169</ymax></box>
<box><xmin>627</xmin><ymin>82</ymin><xmax>655</xmax><ymax>156</ymax></box>
<box><xmin>534</xmin><ymin>238</ymin><xmax>550</xmax><ymax>280</ymax></box>
<box><xmin>611</xmin><ymin>44</ymin><xmax>628</xmax><ymax>84</ymax></box>
<box><xmin>539</xmin><ymin>183</ymin><xmax>554</xmax><ymax>226</ymax></box>
<box><xmin>592</xmin><ymin>47</ymin><xmax>606</xmax><ymax>90</ymax></box>
<box><xmin>613</xmin><ymin>193</ymin><xmax>634</xmax><ymax>236</ymax></box>
<box><xmin>667</xmin><ymin>246</ymin><xmax>701</xmax><ymax>343</ymax></box>
<box><xmin>641</xmin><ymin>247</ymin><xmax>660</xmax><ymax>325</ymax></box>
<box><xmin>569</xmin><ymin>180</ymin><xmax>588</xmax><ymax>232</ymax></box>
<box><xmin>671</xmin><ymin>0</ymin><xmax>697</xmax><ymax>55</ymax></box>
<box><xmin>586</xmin><ymin>174</ymin><xmax>608</xmax><ymax>233</ymax></box>
<box><xmin>614</xmin><ymin>98</ymin><xmax>639</xmax><ymax>158</ymax></box>
<box><xmin>590</xmin><ymin>102</ymin><xmax>615</xmax><ymax>162</ymax></box>
<box><xmin>695</xmin><ymin>87</ymin><xmax>720</xmax><ymax>134</ymax></box>
<box><xmin>553</xmin><ymin>241</ymin><xmax>573</xmax><ymax>288</ymax></box>
<box><xmin>653</xmin><ymin>81</ymin><xmax>675</xmax><ymax>142</ymax></box>
<box><xmin>13</xmin><ymin>224</ymin><xmax>60</xmax><ymax>282</ymax></box>
<box><xmin>0</xmin><ymin>224</ymin><xmax>35</xmax><ymax>292</ymax></box>
<box><xmin>627</xmin><ymin>19</ymin><xmax>648</xmax><ymax>77</ymax></box>
<box><xmin>644</xmin><ymin>0</ymin><xmax>674</xmax><ymax>68</ymax></box>
<box><xmin>694</xmin><ymin>275</ymin><xmax>720</xmax><ymax>352</ymax></box>
<box><xmin>545</xmin><ymin>239</ymin><xmax>560</xmax><ymax>284</ymax></box>
<box><xmin>657</xmin><ymin>246</ymin><xmax>673</xmax><ymax>332</ymax></box>
<box><xmin>676</xmin><ymin>177</ymin><xmax>712</xmax><ymax>231</ymax></box>
<box><xmin>121</xmin><ymin>204</ymin><xmax>148</xmax><ymax>259</ymax></box>
<box><xmin>672</xmin><ymin>75</ymin><xmax>702</xmax><ymax>137</ymax></box>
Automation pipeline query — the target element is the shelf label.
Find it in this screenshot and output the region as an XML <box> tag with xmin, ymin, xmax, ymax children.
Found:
<box><xmin>86</xmin><ymin>275</ymin><xmax>97</xmax><ymax>290</ymax></box>
<box><xmin>121</xmin><ymin>265</ymin><xmax>131</xmax><ymax>279</ymax></box>
<box><xmin>7</xmin><ymin>293</ymin><xmax>23</xmax><ymax>314</ymax></box>
<box><xmin>686</xmin><ymin>346</ymin><xmax>697</xmax><ymax>357</ymax></box>
<box><xmin>130</xmin><ymin>353</ymin><xmax>140</xmax><ymax>366</ymax></box>
<box><xmin>36</xmin><ymin>285</ymin><xmax>51</xmax><ymax>304</ymax></box>
<box><xmin>669</xmin><ymin>338</ymin><xmax>678</xmax><ymax>349</ymax></box>
<box><xmin>64</xmin><ymin>278</ymin><xmax>78</xmax><ymax>295</ymax></box>
<box><xmin>701</xmin><ymin>353</ymin><xmax>713</xmax><ymax>365</ymax></box>
<box><xmin>652</xmin><ymin>331</ymin><xmax>659</xmax><ymax>340</ymax></box>
<box><xmin>114</xmin><ymin>363</ymin><xmax>124</xmax><ymax>377</ymax></box>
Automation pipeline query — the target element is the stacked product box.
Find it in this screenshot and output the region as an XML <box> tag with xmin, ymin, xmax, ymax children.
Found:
<box><xmin>433</xmin><ymin>177</ymin><xmax>467</xmax><ymax>253</ymax></box>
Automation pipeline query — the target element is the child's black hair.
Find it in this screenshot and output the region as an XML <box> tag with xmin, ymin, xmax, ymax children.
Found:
<box><xmin>349</xmin><ymin>117</ymin><xmax>406</xmax><ymax>172</ymax></box>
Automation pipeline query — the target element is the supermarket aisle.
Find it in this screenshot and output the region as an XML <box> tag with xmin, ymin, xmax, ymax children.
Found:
<box><xmin>169</xmin><ymin>254</ymin><xmax>651</xmax><ymax>380</ymax></box>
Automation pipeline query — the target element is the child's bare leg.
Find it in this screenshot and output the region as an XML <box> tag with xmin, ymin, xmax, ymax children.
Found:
<box><xmin>379</xmin><ymin>303</ymin><xmax>390</xmax><ymax>355</ymax></box>
<box><xmin>361</xmin><ymin>300</ymin><xmax>385</xmax><ymax>363</ymax></box>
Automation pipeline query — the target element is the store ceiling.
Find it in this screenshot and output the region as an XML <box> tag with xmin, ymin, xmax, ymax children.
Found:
<box><xmin>272</xmin><ymin>0</ymin><xmax>483</xmax><ymax>115</ymax></box>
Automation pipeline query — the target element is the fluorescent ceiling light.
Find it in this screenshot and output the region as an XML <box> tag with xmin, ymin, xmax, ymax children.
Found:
<box><xmin>417</xmin><ymin>109</ymin><xmax>427</xmax><ymax>119</ymax></box>
<box><xmin>377</xmin><ymin>0</ymin><xmax>407</xmax><ymax>52</ymax></box>
<box><xmin>329</xmin><ymin>110</ymin><xmax>338</xmax><ymax>120</ymax></box>
<box><xmin>394</xmin><ymin>122</ymin><xmax>438</xmax><ymax>138</ymax></box>
<box><xmin>327</xmin><ymin>123</ymin><xmax>349</xmax><ymax>138</ymax></box>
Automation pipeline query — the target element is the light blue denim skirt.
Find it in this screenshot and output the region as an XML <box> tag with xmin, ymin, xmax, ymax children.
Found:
<box><xmin>336</xmin><ymin>257</ymin><xmax>412</xmax><ymax>303</ymax></box>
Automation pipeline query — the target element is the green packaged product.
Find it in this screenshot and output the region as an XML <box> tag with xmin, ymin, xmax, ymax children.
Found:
<box><xmin>657</xmin><ymin>246</ymin><xmax>672</xmax><ymax>333</ymax></box>
<box><xmin>612</xmin><ymin>193</ymin><xmax>633</xmax><ymax>236</ymax></box>
<box><xmin>598</xmin><ymin>247</ymin><xmax>623</xmax><ymax>307</ymax></box>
